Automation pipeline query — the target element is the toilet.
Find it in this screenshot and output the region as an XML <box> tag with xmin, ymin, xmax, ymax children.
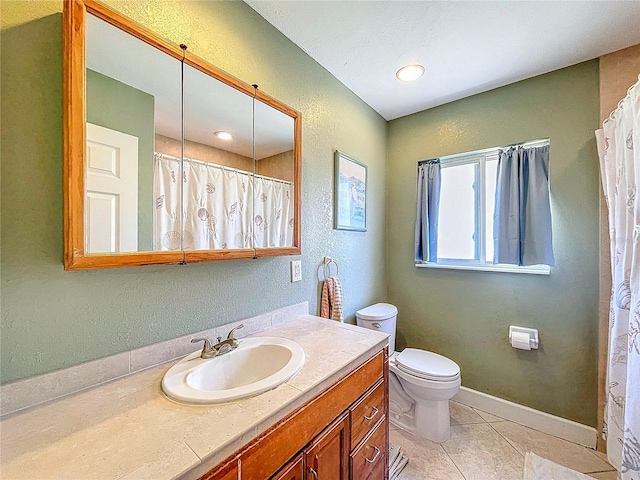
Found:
<box><xmin>356</xmin><ymin>303</ymin><xmax>461</xmax><ymax>443</ymax></box>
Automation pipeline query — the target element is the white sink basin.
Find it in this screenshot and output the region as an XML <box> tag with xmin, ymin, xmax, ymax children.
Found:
<box><xmin>161</xmin><ymin>337</ymin><xmax>305</xmax><ymax>404</ymax></box>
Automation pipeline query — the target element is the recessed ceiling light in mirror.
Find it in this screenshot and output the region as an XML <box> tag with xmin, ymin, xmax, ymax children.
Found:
<box><xmin>213</xmin><ymin>131</ymin><xmax>234</xmax><ymax>140</ymax></box>
<box><xmin>396</xmin><ymin>64</ymin><xmax>425</xmax><ymax>82</ymax></box>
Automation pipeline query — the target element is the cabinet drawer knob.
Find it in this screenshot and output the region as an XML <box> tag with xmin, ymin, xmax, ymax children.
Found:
<box><xmin>309</xmin><ymin>467</ymin><xmax>318</xmax><ymax>479</ymax></box>
<box><xmin>365</xmin><ymin>446</ymin><xmax>381</xmax><ymax>464</ymax></box>
<box><xmin>364</xmin><ymin>406</ymin><xmax>379</xmax><ymax>421</ymax></box>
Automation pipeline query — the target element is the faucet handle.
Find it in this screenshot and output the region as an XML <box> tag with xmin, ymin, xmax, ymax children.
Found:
<box><xmin>191</xmin><ymin>337</ymin><xmax>217</xmax><ymax>358</ymax></box>
<box><xmin>191</xmin><ymin>337</ymin><xmax>212</xmax><ymax>349</ymax></box>
<box><xmin>227</xmin><ymin>324</ymin><xmax>244</xmax><ymax>340</ymax></box>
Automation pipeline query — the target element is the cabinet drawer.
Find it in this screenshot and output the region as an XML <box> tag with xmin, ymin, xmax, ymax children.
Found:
<box><xmin>350</xmin><ymin>379</ymin><xmax>385</xmax><ymax>448</ymax></box>
<box><xmin>350</xmin><ymin>419</ymin><xmax>386</xmax><ymax>480</ymax></box>
<box><xmin>365</xmin><ymin>452</ymin><xmax>385</xmax><ymax>480</ymax></box>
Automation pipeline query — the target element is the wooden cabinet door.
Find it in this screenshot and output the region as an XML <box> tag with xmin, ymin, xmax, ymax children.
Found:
<box><xmin>273</xmin><ymin>453</ymin><xmax>304</xmax><ymax>480</ymax></box>
<box><xmin>304</xmin><ymin>412</ymin><xmax>350</xmax><ymax>480</ymax></box>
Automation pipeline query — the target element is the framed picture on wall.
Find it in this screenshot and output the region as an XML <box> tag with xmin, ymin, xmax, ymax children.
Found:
<box><xmin>334</xmin><ymin>151</ymin><xmax>367</xmax><ymax>231</ymax></box>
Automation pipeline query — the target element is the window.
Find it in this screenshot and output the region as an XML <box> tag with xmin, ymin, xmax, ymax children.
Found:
<box><xmin>416</xmin><ymin>140</ymin><xmax>551</xmax><ymax>275</ymax></box>
<box><xmin>437</xmin><ymin>154</ymin><xmax>498</xmax><ymax>264</ymax></box>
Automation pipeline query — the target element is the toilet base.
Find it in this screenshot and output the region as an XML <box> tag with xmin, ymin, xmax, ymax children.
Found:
<box><xmin>390</xmin><ymin>397</ymin><xmax>452</xmax><ymax>443</ymax></box>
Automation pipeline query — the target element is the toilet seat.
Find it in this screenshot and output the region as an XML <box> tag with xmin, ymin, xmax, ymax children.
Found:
<box><xmin>395</xmin><ymin>348</ymin><xmax>460</xmax><ymax>382</ymax></box>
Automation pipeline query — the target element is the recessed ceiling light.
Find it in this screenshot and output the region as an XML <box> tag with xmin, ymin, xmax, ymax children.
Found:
<box><xmin>396</xmin><ymin>64</ymin><xmax>425</xmax><ymax>82</ymax></box>
<box><xmin>213</xmin><ymin>131</ymin><xmax>234</xmax><ymax>140</ymax></box>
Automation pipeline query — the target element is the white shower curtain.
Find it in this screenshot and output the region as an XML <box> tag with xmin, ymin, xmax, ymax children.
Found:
<box><xmin>153</xmin><ymin>154</ymin><xmax>182</xmax><ymax>250</ymax></box>
<box><xmin>596</xmin><ymin>74</ymin><xmax>640</xmax><ymax>479</ymax></box>
<box><xmin>253</xmin><ymin>175</ymin><xmax>294</xmax><ymax>248</ymax></box>
<box><xmin>154</xmin><ymin>154</ymin><xmax>294</xmax><ymax>250</ymax></box>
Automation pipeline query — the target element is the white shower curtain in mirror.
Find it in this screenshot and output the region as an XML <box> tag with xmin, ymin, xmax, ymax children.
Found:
<box><xmin>153</xmin><ymin>154</ymin><xmax>182</xmax><ymax>250</ymax></box>
<box><xmin>596</xmin><ymin>74</ymin><xmax>640</xmax><ymax>479</ymax></box>
<box><xmin>253</xmin><ymin>176</ymin><xmax>294</xmax><ymax>248</ymax></box>
<box><xmin>154</xmin><ymin>154</ymin><xmax>293</xmax><ymax>250</ymax></box>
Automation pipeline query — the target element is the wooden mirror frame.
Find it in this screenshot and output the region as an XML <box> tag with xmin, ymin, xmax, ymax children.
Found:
<box><xmin>63</xmin><ymin>0</ymin><xmax>302</xmax><ymax>270</ymax></box>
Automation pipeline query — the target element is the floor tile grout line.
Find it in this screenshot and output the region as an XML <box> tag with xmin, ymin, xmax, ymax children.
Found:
<box><xmin>487</xmin><ymin>422</ymin><xmax>525</xmax><ymax>458</ymax></box>
<box><xmin>487</xmin><ymin>421</ymin><xmax>616</xmax><ymax>474</ymax></box>
<box><xmin>450</xmin><ymin>402</ymin><xmax>493</xmax><ymax>426</ymax></box>
<box><xmin>439</xmin><ymin>442</ymin><xmax>467</xmax><ymax>479</ymax></box>
<box><xmin>471</xmin><ymin>406</ymin><xmax>490</xmax><ymax>424</ymax></box>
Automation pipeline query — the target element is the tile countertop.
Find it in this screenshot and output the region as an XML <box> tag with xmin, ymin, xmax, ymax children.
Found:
<box><xmin>0</xmin><ymin>315</ymin><xmax>388</xmax><ymax>480</ymax></box>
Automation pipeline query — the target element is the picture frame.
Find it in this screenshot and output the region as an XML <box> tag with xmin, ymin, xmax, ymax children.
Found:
<box><xmin>334</xmin><ymin>151</ymin><xmax>367</xmax><ymax>231</ymax></box>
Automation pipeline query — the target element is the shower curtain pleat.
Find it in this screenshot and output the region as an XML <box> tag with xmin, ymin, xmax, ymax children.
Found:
<box><xmin>153</xmin><ymin>154</ymin><xmax>182</xmax><ymax>250</ymax></box>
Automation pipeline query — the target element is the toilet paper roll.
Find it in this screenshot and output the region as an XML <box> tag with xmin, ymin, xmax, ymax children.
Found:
<box><xmin>511</xmin><ymin>331</ymin><xmax>531</xmax><ymax>350</ymax></box>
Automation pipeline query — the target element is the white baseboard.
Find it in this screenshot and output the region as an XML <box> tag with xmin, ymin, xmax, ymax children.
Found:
<box><xmin>453</xmin><ymin>386</ymin><xmax>597</xmax><ymax>449</ymax></box>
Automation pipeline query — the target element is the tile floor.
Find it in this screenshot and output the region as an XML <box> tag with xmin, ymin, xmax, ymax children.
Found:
<box><xmin>390</xmin><ymin>401</ymin><xmax>618</xmax><ymax>480</ymax></box>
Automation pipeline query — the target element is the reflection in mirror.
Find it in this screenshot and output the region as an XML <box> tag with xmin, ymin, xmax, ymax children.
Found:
<box><xmin>85</xmin><ymin>13</ymin><xmax>181</xmax><ymax>253</ymax></box>
<box><xmin>253</xmin><ymin>100</ymin><xmax>295</xmax><ymax>248</ymax></box>
<box><xmin>65</xmin><ymin>0</ymin><xmax>301</xmax><ymax>269</ymax></box>
<box><xmin>178</xmin><ymin>63</ymin><xmax>255</xmax><ymax>251</ymax></box>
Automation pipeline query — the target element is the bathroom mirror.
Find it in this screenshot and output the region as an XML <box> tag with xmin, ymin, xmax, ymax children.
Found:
<box><xmin>63</xmin><ymin>0</ymin><xmax>301</xmax><ymax>270</ymax></box>
<box><xmin>85</xmin><ymin>12</ymin><xmax>182</xmax><ymax>254</ymax></box>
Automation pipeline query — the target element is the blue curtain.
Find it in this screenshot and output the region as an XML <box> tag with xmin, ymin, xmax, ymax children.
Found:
<box><xmin>493</xmin><ymin>145</ymin><xmax>555</xmax><ymax>266</ymax></box>
<box><xmin>415</xmin><ymin>160</ymin><xmax>441</xmax><ymax>262</ymax></box>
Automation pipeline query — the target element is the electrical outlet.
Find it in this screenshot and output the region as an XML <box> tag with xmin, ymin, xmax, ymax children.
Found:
<box><xmin>291</xmin><ymin>260</ymin><xmax>302</xmax><ymax>282</ymax></box>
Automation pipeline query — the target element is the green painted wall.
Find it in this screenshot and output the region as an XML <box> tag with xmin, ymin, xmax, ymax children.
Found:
<box><xmin>387</xmin><ymin>61</ymin><xmax>600</xmax><ymax>427</ymax></box>
<box><xmin>86</xmin><ymin>69</ymin><xmax>154</xmax><ymax>251</ymax></box>
<box><xmin>0</xmin><ymin>0</ymin><xmax>387</xmax><ymax>384</ymax></box>
<box><xmin>0</xmin><ymin>1</ymin><xmax>602</xmax><ymax>428</ymax></box>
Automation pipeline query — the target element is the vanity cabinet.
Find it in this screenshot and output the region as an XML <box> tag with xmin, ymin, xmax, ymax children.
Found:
<box><xmin>303</xmin><ymin>412</ymin><xmax>350</xmax><ymax>479</ymax></box>
<box><xmin>273</xmin><ymin>454</ymin><xmax>304</xmax><ymax>480</ymax></box>
<box><xmin>198</xmin><ymin>349</ymin><xmax>388</xmax><ymax>480</ymax></box>
<box><xmin>207</xmin><ymin>464</ymin><xmax>238</xmax><ymax>480</ymax></box>
<box><xmin>350</xmin><ymin>419</ymin><xmax>386</xmax><ymax>480</ymax></box>
<box><xmin>350</xmin><ymin>379</ymin><xmax>387</xmax><ymax>480</ymax></box>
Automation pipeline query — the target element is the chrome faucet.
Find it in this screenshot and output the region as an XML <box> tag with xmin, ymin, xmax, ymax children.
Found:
<box><xmin>190</xmin><ymin>337</ymin><xmax>218</xmax><ymax>359</ymax></box>
<box><xmin>191</xmin><ymin>324</ymin><xmax>245</xmax><ymax>359</ymax></box>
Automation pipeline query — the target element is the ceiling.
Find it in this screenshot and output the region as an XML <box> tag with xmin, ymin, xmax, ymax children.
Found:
<box><xmin>245</xmin><ymin>1</ymin><xmax>640</xmax><ymax>120</ymax></box>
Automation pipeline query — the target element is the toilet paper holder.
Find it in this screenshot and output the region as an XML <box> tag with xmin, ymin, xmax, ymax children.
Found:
<box><xmin>509</xmin><ymin>326</ymin><xmax>539</xmax><ymax>350</ymax></box>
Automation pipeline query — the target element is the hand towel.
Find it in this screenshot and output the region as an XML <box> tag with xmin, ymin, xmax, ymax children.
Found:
<box><xmin>320</xmin><ymin>276</ymin><xmax>344</xmax><ymax>322</ymax></box>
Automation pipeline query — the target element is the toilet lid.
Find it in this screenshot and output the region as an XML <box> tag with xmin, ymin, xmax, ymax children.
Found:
<box><xmin>356</xmin><ymin>303</ymin><xmax>398</xmax><ymax>321</ymax></box>
<box><xmin>395</xmin><ymin>349</ymin><xmax>460</xmax><ymax>381</ymax></box>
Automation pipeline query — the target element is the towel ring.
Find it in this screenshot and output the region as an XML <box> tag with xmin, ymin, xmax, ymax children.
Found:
<box><xmin>322</xmin><ymin>256</ymin><xmax>339</xmax><ymax>279</ymax></box>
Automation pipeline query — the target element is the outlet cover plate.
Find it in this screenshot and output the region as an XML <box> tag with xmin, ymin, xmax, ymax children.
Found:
<box><xmin>291</xmin><ymin>260</ymin><xmax>302</xmax><ymax>282</ymax></box>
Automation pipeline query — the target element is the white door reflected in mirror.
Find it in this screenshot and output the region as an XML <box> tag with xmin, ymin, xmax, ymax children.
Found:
<box><xmin>85</xmin><ymin>123</ymin><xmax>139</xmax><ymax>253</ymax></box>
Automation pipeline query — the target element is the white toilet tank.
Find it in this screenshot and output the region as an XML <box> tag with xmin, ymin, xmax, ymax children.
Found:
<box><xmin>355</xmin><ymin>303</ymin><xmax>398</xmax><ymax>352</ymax></box>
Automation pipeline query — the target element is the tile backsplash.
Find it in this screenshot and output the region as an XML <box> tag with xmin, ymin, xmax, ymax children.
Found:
<box><xmin>0</xmin><ymin>302</ymin><xmax>308</xmax><ymax>418</ymax></box>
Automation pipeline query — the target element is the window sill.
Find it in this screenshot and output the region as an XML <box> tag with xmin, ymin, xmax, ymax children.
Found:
<box><xmin>415</xmin><ymin>262</ymin><xmax>551</xmax><ymax>275</ymax></box>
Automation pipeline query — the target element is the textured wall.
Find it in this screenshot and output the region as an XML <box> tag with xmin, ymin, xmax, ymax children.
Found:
<box><xmin>155</xmin><ymin>134</ymin><xmax>254</xmax><ymax>172</ymax></box>
<box><xmin>0</xmin><ymin>0</ymin><xmax>387</xmax><ymax>383</ymax></box>
<box><xmin>86</xmin><ymin>69</ymin><xmax>155</xmax><ymax>251</ymax></box>
<box><xmin>599</xmin><ymin>44</ymin><xmax>640</xmax><ymax>123</ymax></box>
<box><xmin>256</xmin><ymin>151</ymin><xmax>294</xmax><ymax>182</ymax></box>
<box><xmin>387</xmin><ymin>62</ymin><xmax>600</xmax><ymax>427</ymax></box>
